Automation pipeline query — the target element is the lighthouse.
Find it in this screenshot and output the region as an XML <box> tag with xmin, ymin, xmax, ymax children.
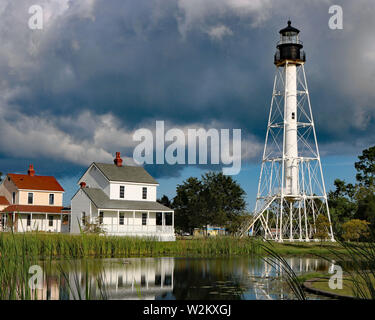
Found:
<box><xmin>240</xmin><ymin>21</ymin><xmax>334</xmax><ymax>242</ymax></box>
<box><xmin>276</xmin><ymin>21</ymin><xmax>303</xmax><ymax>197</ymax></box>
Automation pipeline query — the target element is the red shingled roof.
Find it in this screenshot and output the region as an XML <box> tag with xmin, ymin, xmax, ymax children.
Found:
<box><xmin>0</xmin><ymin>196</ymin><xmax>10</xmax><ymax>205</ymax></box>
<box><xmin>1</xmin><ymin>205</ymin><xmax>64</xmax><ymax>214</ymax></box>
<box><xmin>7</xmin><ymin>174</ymin><xmax>64</xmax><ymax>192</ymax></box>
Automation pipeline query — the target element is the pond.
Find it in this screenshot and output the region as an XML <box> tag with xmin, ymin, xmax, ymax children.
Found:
<box><xmin>36</xmin><ymin>257</ymin><xmax>333</xmax><ymax>300</ymax></box>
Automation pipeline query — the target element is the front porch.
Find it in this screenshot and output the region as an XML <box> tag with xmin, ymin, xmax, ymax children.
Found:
<box><xmin>93</xmin><ymin>210</ymin><xmax>175</xmax><ymax>241</ymax></box>
<box><xmin>0</xmin><ymin>212</ymin><xmax>69</xmax><ymax>233</ymax></box>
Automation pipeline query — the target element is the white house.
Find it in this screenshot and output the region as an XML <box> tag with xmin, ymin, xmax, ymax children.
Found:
<box><xmin>70</xmin><ymin>152</ymin><xmax>175</xmax><ymax>241</ymax></box>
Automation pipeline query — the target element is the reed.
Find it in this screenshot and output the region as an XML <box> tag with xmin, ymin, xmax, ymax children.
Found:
<box><xmin>0</xmin><ymin>233</ymin><xmax>262</xmax><ymax>259</ymax></box>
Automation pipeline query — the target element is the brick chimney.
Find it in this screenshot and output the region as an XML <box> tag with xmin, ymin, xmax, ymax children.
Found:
<box><xmin>80</xmin><ymin>182</ymin><xmax>87</xmax><ymax>188</ymax></box>
<box><xmin>114</xmin><ymin>152</ymin><xmax>123</xmax><ymax>167</ymax></box>
<box><xmin>28</xmin><ymin>164</ymin><xmax>35</xmax><ymax>176</ymax></box>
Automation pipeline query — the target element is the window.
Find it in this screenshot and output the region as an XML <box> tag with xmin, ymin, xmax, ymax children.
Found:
<box><xmin>156</xmin><ymin>212</ymin><xmax>162</xmax><ymax>226</ymax></box>
<box><xmin>99</xmin><ymin>212</ymin><xmax>104</xmax><ymax>224</ymax></box>
<box><xmin>142</xmin><ymin>187</ymin><xmax>147</xmax><ymax>200</ymax></box>
<box><xmin>27</xmin><ymin>214</ymin><xmax>31</xmax><ymax>227</ymax></box>
<box><xmin>12</xmin><ymin>192</ymin><xmax>15</xmax><ymax>204</ymax></box>
<box><xmin>165</xmin><ymin>212</ymin><xmax>172</xmax><ymax>226</ymax></box>
<box><xmin>48</xmin><ymin>215</ymin><xmax>53</xmax><ymax>227</ymax></box>
<box><xmin>28</xmin><ymin>193</ymin><xmax>33</xmax><ymax>204</ymax></box>
<box><xmin>142</xmin><ymin>213</ymin><xmax>147</xmax><ymax>226</ymax></box>
<box><xmin>119</xmin><ymin>212</ymin><xmax>124</xmax><ymax>225</ymax></box>
<box><xmin>49</xmin><ymin>194</ymin><xmax>54</xmax><ymax>205</ymax></box>
<box><xmin>82</xmin><ymin>212</ymin><xmax>86</xmax><ymax>224</ymax></box>
<box><xmin>119</xmin><ymin>186</ymin><xmax>125</xmax><ymax>199</ymax></box>
<box><xmin>291</xmin><ymin>112</ymin><xmax>295</xmax><ymax>120</ymax></box>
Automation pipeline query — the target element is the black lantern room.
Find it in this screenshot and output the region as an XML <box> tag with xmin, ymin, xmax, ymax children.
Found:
<box><xmin>274</xmin><ymin>20</ymin><xmax>305</xmax><ymax>65</ymax></box>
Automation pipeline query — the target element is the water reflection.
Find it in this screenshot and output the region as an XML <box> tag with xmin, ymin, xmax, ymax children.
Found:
<box><xmin>36</xmin><ymin>257</ymin><xmax>333</xmax><ymax>300</ymax></box>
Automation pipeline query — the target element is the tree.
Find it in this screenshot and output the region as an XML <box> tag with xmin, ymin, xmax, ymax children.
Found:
<box><xmin>157</xmin><ymin>195</ymin><xmax>173</xmax><ymax>208</ymax></box>
<box><xmin>201</xmin><ymin>172</ymin><xmax>246</xmax><ymax>232</ymax></box>
<box><xmin>355</xmin><ymin>146</ymin><xmax>375</xmax><ymax>188</ymax></box>
<box><xmin>342</xmin><ymin>219</ymin><xmax>370</xmax><ymax>242</ymax></box>
<box><xmin>328</xmin><ymin>179</ymin><xmax>357</xmax><ymax>237</ymax></box>
<box><xmin>173</xmin><ymin>172</ymin><xmax>247</xmax><ymax>235</ymax></box>
<box><xmin>314</xmin><ymin>215</ymin><xmax>330</xmax><ymax>241</ymax></box>
<box><xmin>328</xmin><ymin>145</ymin><xmax>375</xmax><ymax>239</ymax></box>
<box><xmin>173</xmin><ymin>177</ymin><xmax>205</xmax><ymax>234</ymax></box>
<box><xmin>355</xmin><ymin>192</ymin><xmax>375</xmax><ymax>231</ymax></box>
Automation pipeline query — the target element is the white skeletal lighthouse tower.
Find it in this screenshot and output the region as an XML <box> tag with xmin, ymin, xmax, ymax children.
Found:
<box><xmin>243</xmin><ymin>21</ymin><xmax>334</xmax><ymax>242</ymax></box>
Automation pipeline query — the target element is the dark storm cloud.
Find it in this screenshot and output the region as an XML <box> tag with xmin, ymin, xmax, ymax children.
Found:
<box><xmin>0</xmin><ymin>0</ymin><xmax>375</xmax><ymax>178</ymax></box>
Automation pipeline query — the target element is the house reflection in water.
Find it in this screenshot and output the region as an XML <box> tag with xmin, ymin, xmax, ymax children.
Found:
<box><xmin>33</xmin><ymin>258</ymin><xmax>174</xmax><ymax>300</ymax></box>
<box><xmin>105</xmin><ymin>258</ymin><xmax>174</xmax><ymax>300</ymax></box>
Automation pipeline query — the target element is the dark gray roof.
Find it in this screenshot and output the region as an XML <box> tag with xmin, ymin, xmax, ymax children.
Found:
<box><xmin>93</xmin><ymin>162</ymin><xmax>158</xmax><ymax>185</ymax></box>
<box><xmin>82</xmin><ymin>188</ymin><xmax>173</xmax><ymax>211</ymax></box>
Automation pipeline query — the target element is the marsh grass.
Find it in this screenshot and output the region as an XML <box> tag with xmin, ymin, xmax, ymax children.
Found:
<box><xmin>0</xmin><ymin>233</ymin><xmax>262</xmax><ymax>258</ymax></box>
<box><xmin>0</xmin><ymin>232</ymin><xmax>108</xmax><ymax>300</ymax></box>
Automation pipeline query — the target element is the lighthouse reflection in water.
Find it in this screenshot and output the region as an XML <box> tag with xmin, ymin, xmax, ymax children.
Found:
<box><xmin>34</xmin><ymin>257</ymin><xmax>333</xmax><ymax>300</ymax></box>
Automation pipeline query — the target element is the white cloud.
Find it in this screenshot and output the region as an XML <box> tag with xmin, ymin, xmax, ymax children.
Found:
<box><xmin>176</xmin><ymin>0</ymin><xmax>272</xmax><ymax>36</ymax></box>
<box><xmin>0</xmin><ymin>105</ymin><xmax>137</xmax><ymax>166</ymax></box>
<box><xmin>206</xmin><ymin>25</ymin><xmax>233</xmax><ymax>40</ymax></box>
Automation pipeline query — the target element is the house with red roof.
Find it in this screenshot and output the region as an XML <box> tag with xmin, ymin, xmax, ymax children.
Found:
<box><xmin>0</xmin><ymin>164</ymin><xmax>67</xmax><ymax>233</ymax></box>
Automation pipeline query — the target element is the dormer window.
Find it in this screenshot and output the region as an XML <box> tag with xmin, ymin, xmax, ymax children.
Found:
<box><xmin>142</xmin><ymin>187</ymin><xmax>147</xmax><ymax>200</ymax></box>
<box><xmin>120</xmin><ymin>186</ymin><xmax>125</xmax><ymax>199</ymax></box>
<box><xmin>28</xmin><ymin>193</ymin><xmax>33</xmax><ymax>204</ymax></box>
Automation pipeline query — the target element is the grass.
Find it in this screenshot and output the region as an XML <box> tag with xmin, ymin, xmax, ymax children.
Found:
<box><xmin>305</xmin><ymin>276</ymin><xmax>355</xmax><ymax>297</ymax></box>
<box><xmin>0</xmin><ymin>232</ymin><xmax>348</xmax><ymax>259</ymax></box>
<box><xmin>0</xmin><ymin>232</ymin><xmax>109</xmax><ymax>300</ymax></box>
<box><xmin>300</xmin><ymin>272</ymin><xmax>374</xmax><ymax>298</ymax></box>
<box><xmin>0</xmin><ymin>233</ymin><xmax>263</xmax><ymax>258</ymax></box>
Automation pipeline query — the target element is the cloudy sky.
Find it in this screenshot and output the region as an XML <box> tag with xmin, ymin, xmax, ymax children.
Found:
<box><xmin>0</xmin><ymin>0</ymin><xmax>374</xmax><ymax>208</ymax></box>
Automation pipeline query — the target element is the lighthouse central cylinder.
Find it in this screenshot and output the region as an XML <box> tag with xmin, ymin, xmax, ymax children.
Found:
<box><xmin>284</xmin><ymin>64</ymin><xmax>298</xmax><ymax>195</ymax></box>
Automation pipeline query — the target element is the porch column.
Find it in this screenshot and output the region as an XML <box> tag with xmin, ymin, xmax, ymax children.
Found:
<box><xmin>172</xmin><ymin>211</ymin><xmax>174</xmax><ymax>229</ymax></box>
<box><xmin>31</xmin><ymin>213</ymin><xmax>33</xmax><ymax>231</ymax></box>
<box><xmin>45</xmin><ymin>213</ymin><xmax>47</xmax><ymax>231</ymax></box>
<box><xmin>117</xmin><ymin>210</ymin><xmax>120</xmax><ymax>234</ymax></box>
<box><xmin>60</xmin><ymin>214</ymin><xmax>63</xmax><ymax>233</ymax></box>
<box><xmin>162</xmin><ymin>212</ymin><xmax>165</xmax><ymax>233</ymax></box>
